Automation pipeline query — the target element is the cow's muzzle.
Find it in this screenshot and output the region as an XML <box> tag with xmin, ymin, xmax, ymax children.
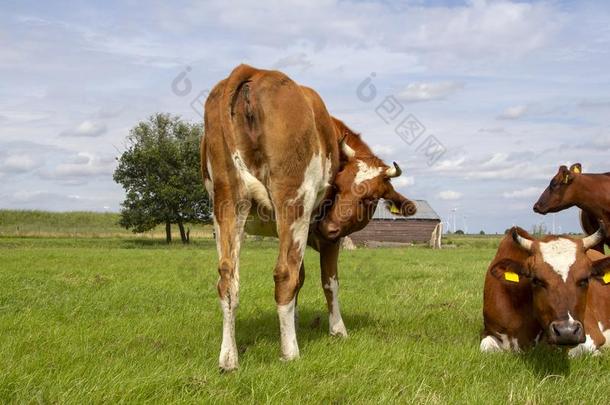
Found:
<box><xmin>548</xmin><ymin>320</ymin><xmax>585</xmax><ymax>346</ymax></box>
<box><xmin>533</xmin><ymin>203</ymin><xmax>546</xmax><ymax>214</ymax></box>
<box><xmin>318</xmin><ymin>220</ymin><xmax>341</xmax><ymax>241</ymax></box>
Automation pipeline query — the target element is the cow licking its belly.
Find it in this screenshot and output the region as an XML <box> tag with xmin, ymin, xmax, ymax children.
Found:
<box><xmin>202</xmin><ymin>64</ymin><xmax>417</xmax><ymax>370</ymax></box>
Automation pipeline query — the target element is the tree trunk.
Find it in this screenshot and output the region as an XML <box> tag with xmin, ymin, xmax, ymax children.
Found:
<box><xmin>178</xmin><ymin>220</ymin><xmax>188</xmax><ymax>244</ymax></box>
<box><xmin>165</xmin><ymin>221</ymin><xmax>172</xmax><ymax>244</ymax></box>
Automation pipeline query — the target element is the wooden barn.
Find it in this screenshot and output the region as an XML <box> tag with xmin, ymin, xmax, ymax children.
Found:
<box><xmin>348</xmin><ymin>200</ymin><xmax>442</xmax><ymax>247</ymax></box>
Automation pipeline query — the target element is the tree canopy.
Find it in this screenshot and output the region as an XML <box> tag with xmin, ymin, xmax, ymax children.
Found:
<box><xmin>113</xmin><ymin>113</ymin><xmax>211</xmax><ymax>243</ymax></box>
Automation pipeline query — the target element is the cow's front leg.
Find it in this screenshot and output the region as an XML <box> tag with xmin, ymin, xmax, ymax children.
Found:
<box><xmin>479</xmin><ymin>333</ymin><xmax>520</xmax><ymax>353</ymax></box>
<box><xmin>320</xmin><ymin>240</ymin><xmax>347</xmax><ymax>337</ymax></box>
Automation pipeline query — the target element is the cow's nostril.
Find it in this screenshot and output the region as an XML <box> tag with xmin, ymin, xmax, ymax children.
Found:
<box><xmin>572</xmin><ymin>322</ymin><xmax>582</xmax><ymax>335</ymax></box>
<box><xmin>552</xmin><ymin>323</ymin><xmax>561</xmax><ymax>337</ymax></box>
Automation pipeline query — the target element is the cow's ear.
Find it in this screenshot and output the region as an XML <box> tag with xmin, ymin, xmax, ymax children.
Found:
<box><xmin>570</xmin><ymin>163</ymin><xmax>582</xmax><ymax>174</ymax></box>
<box><xmin>383</xmin><ymin>189</ymin><xmax>417</xmax><ymax>217</ymax></box>
<box><xmin>490</xmin><ymin>258</ymin><xmax>530</xmax><ymax>283</ymax></box>
<box><xmin>558</xmin><ymin>165</ymin><xmax>574</xmax><ymax>184</ymax></box>
<box><xmin>591</xmin><ymin>257</ymin><xmax>610</xmax><ymax>283</ymax></box>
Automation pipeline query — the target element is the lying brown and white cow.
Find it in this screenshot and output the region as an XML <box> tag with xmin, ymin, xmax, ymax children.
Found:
<box><xmin>481</xmin><ymin>226</ymin><xmax>610</xmax><ymax>356</ymax></box>
<box><xmin>202</xmin><ymin>64</ymin><xmax>416</xmax><ymax>370</ymax></box>
<box><xmin>534</xmin><ymin>163</ymin><xmax>610</xmax><ymax>253</ymax></box>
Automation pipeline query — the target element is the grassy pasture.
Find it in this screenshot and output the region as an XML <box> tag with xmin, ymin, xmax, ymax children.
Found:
<box><xmin>0</xmin><ymin>210</ymin><xmax>213</xmax><ymax>239</ymax></box>
<box><xmin>1</xmin><ymin>232</ymin><xmax>609</xmax><ymax>404</ymax></box>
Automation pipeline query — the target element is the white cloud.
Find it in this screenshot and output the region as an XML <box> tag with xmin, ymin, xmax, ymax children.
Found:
<box><xmin>44</xmin><ymin>152</ymin><xmax>115</xmax><ymax>179</ymax></box>
<box><xmin>59</xmin><ymin>120</ymin><xmax>107</xmax><ymax>137</ymax></box>
<box><xmin>502</xmin><ymin>187</ymin><xmax>543</xmax><ymax>199</ymax></box>
<box><xmin>371</xmin><ymin>144</ymin><xmax>394</xmax><ymax>156</ymax></box>
<box><xmin>438</xmin><ymin>190</ymin><xmax>463</xmax><ymax>200</ymax></box>
<box><xmin>431</xmin><ymin>156</ymin><xmax>466</xmax><ymax>172</ymax></box>
<box><xmin>498</xmin><ymin>105</ymin><xmax>528</xmax><ymax>120</ymax></box>
<box><xmin>398</xmin><ymin>81</ymin><xmax>463</xmax><ymax>103</ymax></box>
<box><xmin>272</xmin><ymin>53</ymin><xmax>313</xmax><ymax>71</ymax></box>
<box><xmin>0</xmin><ymin>154</ymin><xmax>38</xmax><ymax>173</ymax></box>
<box><xmin>392</xmin><ymin>176</ymin><xmax>415</xmax><ymax>188</ymax></box>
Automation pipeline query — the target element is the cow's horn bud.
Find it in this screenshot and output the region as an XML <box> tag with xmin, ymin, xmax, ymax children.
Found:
<box><xmin>583</xmin><ymin>221</ymin><xmax>605</xmax><ymax>250</ymax></box>
<box><xmin>341</xmin><ymin>139</ymin><xmax>356</xmax><ymax>159</ymax></box>
<box><xmin>386</xmin><ymin>161</ymin><xmax>402</xmax><ymax>178</ymax></box>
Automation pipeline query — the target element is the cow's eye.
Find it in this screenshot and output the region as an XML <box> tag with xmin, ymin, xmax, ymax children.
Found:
<box><xmin>531</xmin><ymin>277</ymin><xmax>546</xmax><ymax>288</ymax></box>
<box><xmin>577</xmin><ymin>278</ymin><xmax>589</xmax><ymax>288</ymax></box>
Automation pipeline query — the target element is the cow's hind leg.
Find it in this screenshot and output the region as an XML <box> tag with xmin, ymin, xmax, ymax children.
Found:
<box><xmin>320</xmin><ymin>240</ymin><xmax>348</xmax><ymax>337</ymax></box>
<box><xmin>273</xmin><ymin>193</ymin><xmax>314</xmax><ymax>361</ymax></box>
<box><xmin>215</xmin><ymin>199</ymin><xmax>249</xmax><ymax>371</ymax></box>
<box><xmin>294</xmin><ymin>263</ymin><xmax>305</xmax><ymax>330</ymax></box>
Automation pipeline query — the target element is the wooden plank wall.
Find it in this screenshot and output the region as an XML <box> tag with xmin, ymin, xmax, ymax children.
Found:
<box><xmin>349</xmin><ymin>219</ymin><xmax>440</xmax><ymax>245</ymax></box>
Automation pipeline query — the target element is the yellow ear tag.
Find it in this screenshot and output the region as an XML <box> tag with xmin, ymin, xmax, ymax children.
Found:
<box><xmin>603</xmin><ymin>271</ymin><xmax>610</xmax><ymax>285</ymax></box>
<box><xmin>573</xmin><ymin>166</ymin><xmax>581</xmax><ymax>174</ymax></box>
<box><xmin>389</xmin><ymin>203</ymin><xmax>400</xmax><ymax>214</ymax></box>
<box><xmin>563</xmin><ymin>175</ymin><xmax>570</xmax><ymax>184</ymax></box>
<box><xmin>504</xmin><ymin>271</ymin><xmax>520</xmax><ymax>283</ymax></box>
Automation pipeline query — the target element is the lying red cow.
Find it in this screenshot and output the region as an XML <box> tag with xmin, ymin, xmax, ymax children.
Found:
<box><xmin>481</xmin><ymin>226</ymin><xmax>610</xmax><ymax>356</ymax></box>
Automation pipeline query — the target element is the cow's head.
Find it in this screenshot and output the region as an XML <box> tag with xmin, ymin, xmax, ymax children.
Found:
<box><xmin>318</xmin><ymin>137</ymin><xmax>417</xmax><ymax>241</ymax></box>
<box><xmin>533</xmin><ymin>164</ymin><xmax>582</xmax><ymax>214</ymax></box>
<box><xmin>492</xmin><ymin>225</ymin><xmax>609</xmax><ymax>346</ymax></box>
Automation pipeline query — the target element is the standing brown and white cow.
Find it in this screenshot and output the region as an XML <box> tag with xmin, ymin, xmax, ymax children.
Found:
<box><xmin>534</xmin><ymin>163</ymin><xmax>610</xmax><ymax>253</ymax></box>
<box><xmin>481</xmin><ymin>226</ymin><xmax>610</xmax><ymax>356</ymax></box>
<box><xmin>202</xmin><ymin>64</ymin><xmax>416</xmax><ymax>370</ymax></box>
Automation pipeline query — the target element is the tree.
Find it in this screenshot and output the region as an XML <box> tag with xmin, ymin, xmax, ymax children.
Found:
<box><xmin>113</xmin><ymin>113</ymin><xmax>211</xmax><ymax>243</ymax></box>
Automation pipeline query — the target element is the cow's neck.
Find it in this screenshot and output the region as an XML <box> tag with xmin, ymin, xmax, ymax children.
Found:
<box><xmin>573</xmin><ymin>174</ymin><xmax>610</xmax><ymax>218</ymax></box>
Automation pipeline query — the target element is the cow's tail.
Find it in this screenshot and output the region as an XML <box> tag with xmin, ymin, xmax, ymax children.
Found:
<box><xmin>219</xmin><ymin>64</ymin><xmax>272</xmax><ymax>210</ymax></box>
<box><xmin>220</xmin><ymin>64</ymin><xmax>258</xmax><ymax>150</ymax></box>
<box><xmin>200</xmin><ymin>130</ymin><xmax>208</xmax><ymax>182</ymax></box>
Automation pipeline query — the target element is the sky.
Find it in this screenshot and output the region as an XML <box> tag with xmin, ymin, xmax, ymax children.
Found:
<box><xmin>1</xmin><ymin>0</ymin><xmax>610</xmax><ymax>233</ymax></box>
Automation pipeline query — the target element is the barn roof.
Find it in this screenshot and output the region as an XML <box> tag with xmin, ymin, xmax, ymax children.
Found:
<box><xmin>372</xmin><ymin>199</ymin><xmax>440</xmax><ymax>221</ymax></box>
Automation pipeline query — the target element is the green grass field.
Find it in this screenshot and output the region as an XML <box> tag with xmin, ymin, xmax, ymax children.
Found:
<box><xmin>1</xmin><ymin>233</ymin><xmax>609</xmax><ymax>404</ymax></box>
<box><xmin>0</xmin><ymin>210</ymin><xmax>213</xmax><ymax>239</ymax></box>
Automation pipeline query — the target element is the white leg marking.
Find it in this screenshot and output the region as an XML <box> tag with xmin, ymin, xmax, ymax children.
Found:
<box><xmin>219</xmin><ymin>298</ymin><xmax>238</xmax><ymax>370</ymax></box>
<box><xmin>204</xmin><ymin>156</ymin><xmax>214</xmax><ymax>200</ymax></box>
<box><xmin>539</xmin><ymin>238</ymin><xmax>577</xmax><ymax>282</ymax></box>
<box><xmin>217</xmin><ymin>210</ymin><xmax>246</xmax><ymax>371</ymax></box>
<box><xmin>568</xmin><ymin>334</ymin><xmax>600</xmax><ymax>357</ymax></box>
<box><xmin>232</xmin><ymin>151</ymin><xmax>272</xmax><ymax>210</ymax></box>
<box><xmin>325</xmin><ymin>276</ymin><xmax>347</xmax><ymax>337</ymax></box>
<box><xmin>480</xmin><ymin>334</ymin><xmax>518</xmax><ymax>353</ymax></box>
<box><xmin>290</xmin><ymin>153</ymin><xmax>332</xmax><ymax>256</ymax></box>
<box><xmin>599</xmin><ymin>321</ymin><xmax>610</xmax><ymax>348</ymax></box>
<box><xmin>277</xmin><ymin>297</ymin><xmax>299</xmax><ymax>361</ymax></box>
<box><xmin>480</xmin><ymin>336</ymin><xmax>502</xmax><ymax>353</ymax></box>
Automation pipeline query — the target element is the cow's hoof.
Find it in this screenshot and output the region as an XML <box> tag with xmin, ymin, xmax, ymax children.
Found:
<box><xmin>480</xmin><ymin>336</ymin><xmax>502</xmax><ymax>353</ymax></box>
<box><xmin>219</xmin><ymin>351</ymin><xmax>238</xmax><ymax>371</ymax></box>
<box><xmin>329</xmin><ymin>319</ymin><xmax>348</xmax><ymax>338</ymax></box>
<box><xmin>280</xmin><ymin>349</ymin><xmax>300</xmax><ymax>362</ymax></box>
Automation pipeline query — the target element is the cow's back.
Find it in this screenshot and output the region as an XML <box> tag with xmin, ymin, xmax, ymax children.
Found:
<box><xmin>204</xmin><ymin>65</ymin><xmax>339</xmax><ymax>202</ymax></box>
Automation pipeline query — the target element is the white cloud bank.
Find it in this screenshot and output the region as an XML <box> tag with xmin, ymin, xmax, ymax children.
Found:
<box><xmin>438</xmin><ymin>190</ymin><xmax>463</xmax><ymax>200</ymax></box>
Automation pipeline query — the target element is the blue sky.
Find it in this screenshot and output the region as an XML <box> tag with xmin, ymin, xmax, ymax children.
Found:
<box><xmin>1</xmin><ymin>0</ymin><xmax>610</xmax><ymax>233</ymax></box>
